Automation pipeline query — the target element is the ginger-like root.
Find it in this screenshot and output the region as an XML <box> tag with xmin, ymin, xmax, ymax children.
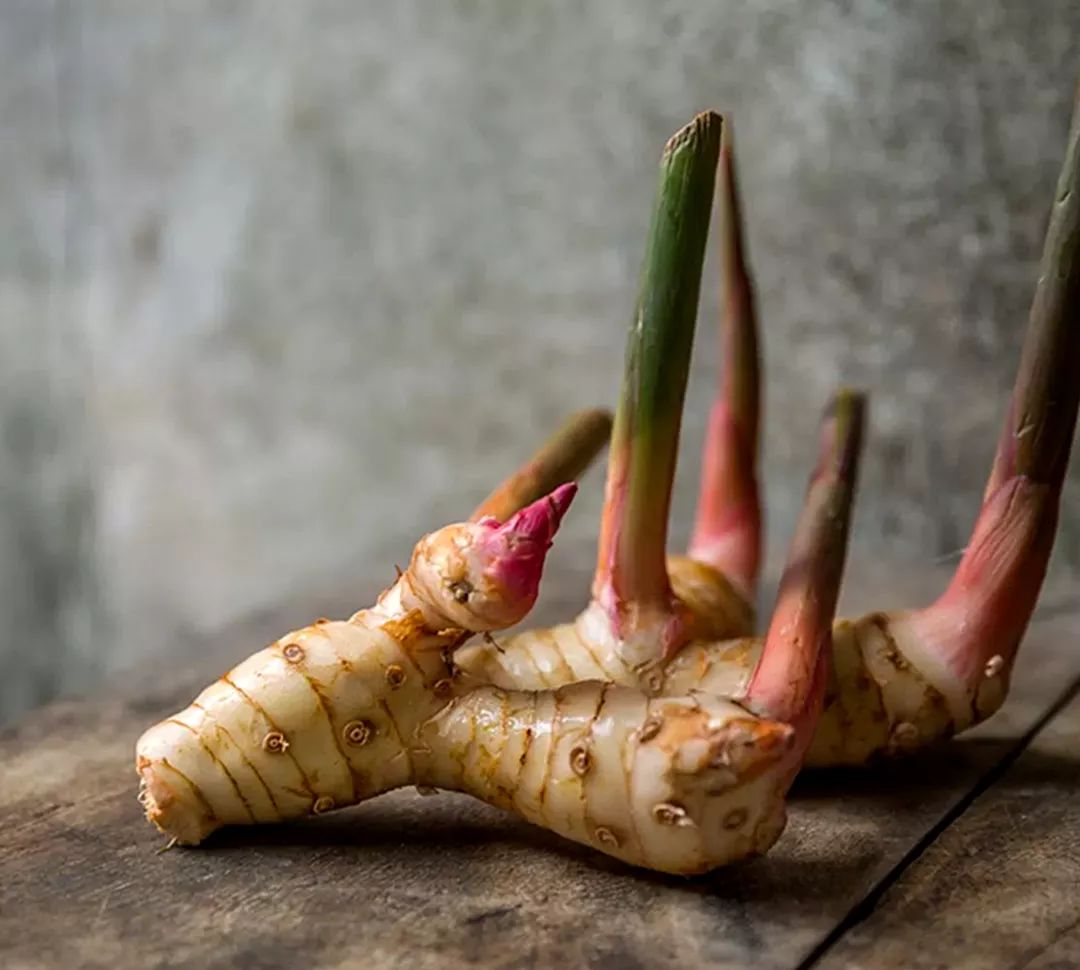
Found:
<box><xmin>419</xmin><ymin>682</ymin><xmax>795</xmax><ymax>875</ymax></box>
<box><xmin>461</xmin><ymin>89</ymin><xmax>1080</xmax><ymax>768</ymax></box>
<box><xmin>135</xmin><ymin>425</ymin><xmax>861</xmax><ymax>876</ymax></box>
<box><xmin>456</xmin><ymin>391</ymin><xmax>863</xmax><ymax>872</ymax></box>
<box><xmin>136</xmin><ymin>485</ymin><xmax>577</xmax><ymax>845</ymax></box>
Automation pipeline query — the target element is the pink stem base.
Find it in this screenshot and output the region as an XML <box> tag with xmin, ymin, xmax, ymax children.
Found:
<box><xmin>688</xmin><ymin>401</ymin><xmax>761</xmax><ymax>600</ymax></box>
<box><xmin>908</xmin><ymin>474</ymin><xmax>1057</xmax><ymax>690</ymax></box>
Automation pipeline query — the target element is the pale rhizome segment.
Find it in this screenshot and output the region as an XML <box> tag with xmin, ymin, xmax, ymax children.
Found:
<box><xmin>136</xmin><ymin>486</ymin><xmax>577</xmax><ymax>845</ymax></box>
<box><xmin>432</xmin><ymin>387</ymin><xmax>863</xmax><ymax>874</ymax></box>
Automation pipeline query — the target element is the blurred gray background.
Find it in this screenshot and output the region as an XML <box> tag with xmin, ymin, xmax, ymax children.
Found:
<box><xmin>2</xmin><ymin>0</ymin><xmax>1078</xmax><ymax>724</ymax></box>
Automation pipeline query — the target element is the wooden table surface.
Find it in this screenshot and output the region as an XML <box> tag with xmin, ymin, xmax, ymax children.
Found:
<box><xmin>2</xmin><ymin>561</ymin><xmax>1078</xmax><ymax>970</ymax></box>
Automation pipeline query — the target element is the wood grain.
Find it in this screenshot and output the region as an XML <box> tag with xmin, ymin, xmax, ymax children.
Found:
<box><xmin>1</xmin><ymin>564</ymin><xmax>1078</xmax><ymax>970</ymax></box>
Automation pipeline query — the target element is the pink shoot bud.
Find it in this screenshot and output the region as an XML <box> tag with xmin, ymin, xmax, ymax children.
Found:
<box><xmin>404</xmin><ymin>483</ymin><xmax>577</xmax><ymax>633</ymax></box>
<box><xmin>478</xmin><ymin>482</ymin><xmax>578</xmax><ymax>612</ymax></box>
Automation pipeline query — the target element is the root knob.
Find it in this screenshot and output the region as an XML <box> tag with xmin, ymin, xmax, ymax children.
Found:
<box><xmin>262</xmin><ymin>731</ymin><xmax>289</xmax><ymax>754</ymax></box>
<box><xmin>593</xmin><ymin>826</ymin><xmax>621</xmax><ymax>848</ymax></box>
<box><xmin>569</xmin><ymin>745</ymin><xmax>592</xmax><ymax>776</ymax></box>
<box><xmin>652</xmin><ymin>802</ymin><xmax>692</xmax><ymax>827</ymax></box>
<box><xmin>449</xmin><ymin>579</ymin><xmax>473</xmax><ymax>604</ymax></box>
<box><xmin>343</xmin><ymin>719</ymin><xmax>374</xmax><ymax>747</ymax></box>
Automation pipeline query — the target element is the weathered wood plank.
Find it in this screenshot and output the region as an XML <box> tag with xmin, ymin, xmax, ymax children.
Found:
<box><xmin>1</xmin><ymin>565</ymin><xmax>1078</xmax><ymax>970</ymax></box>
<box><xmin>813</xmin><ymin>677</ymin><xmax>1080</xmax><ymax>970</ymax></box>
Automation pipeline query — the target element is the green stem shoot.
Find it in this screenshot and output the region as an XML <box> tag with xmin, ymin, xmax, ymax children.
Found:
<box><xmin>593</xmin><ymin>112</ymin><xmax>722</xmax><ymax>642</ymax></box>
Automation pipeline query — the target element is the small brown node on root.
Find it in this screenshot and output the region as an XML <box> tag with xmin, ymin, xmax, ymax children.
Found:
<box><xmin>653</xmin><ymin>802</ymin><xmax>692</xmax><ymax>827</ymax></box>
<box><xmin>343</xmin><ymin>719</ymin><xmax>374</xmax><ymax>747</ymax></box>
<box><xmin>448</xmin><ymin>579</ymin><xmax>473</xmax><ymax>604</ymax></box>
<box><xmin>282</xmin><ymin>642</ymin><xmax>305</xmax><ymax>663</ymax></box>
<box><xmin>312</xmin><ymin>795</ymin><xmax>335</xmax><ymax>815</ymax></box>
<box><xmin>385</xmin><ymin>664</ymin><xmax>407</xmax><ymax>688</ymax></box>
<box><xmin>594</xmin><ymin>826</ymin><xmax>621</xmax><ymax>848</ymax></box>
<box><xmin>262</xmin><ymin>731</ymin><xmax>289</xmax><ymax>754</ymax></box>
<box><xmin>433</xmin><ymin>678</ymin><xmax>454</xmax><ymax>698</ymax></box>
<box><xmin>569</xmin><ymin>745</ymin><xmax>592</xmax><ymax>776</ymax></box>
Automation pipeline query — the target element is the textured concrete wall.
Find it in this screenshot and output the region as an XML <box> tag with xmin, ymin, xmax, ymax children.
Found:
<box><xmin>2</xmin><ymin>0</ymin><xmax>1078</xmax><ymax>723</ymax></box>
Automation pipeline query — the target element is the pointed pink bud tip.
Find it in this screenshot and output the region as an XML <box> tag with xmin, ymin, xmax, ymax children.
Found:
<box><xmin>481</xmin><ymin>482</ymin><xmax>578</xmax><ymax>610</ymax></box>
<box><xmin>499</xmin><ymin>481</ymin><xmax>577</xmax><ymax>546</ymax></box>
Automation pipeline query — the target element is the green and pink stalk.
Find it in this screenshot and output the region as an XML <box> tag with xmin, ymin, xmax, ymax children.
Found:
<box><xmin>593</xmin><ymin>111</ymin><xmax>722</xmax><ymax>662</ymax></box>
<box><xmin>688</xmin><ymin>122</ymin><xmax>764</xmax><ymax>601</ymax></box>
<box><xmin>908</xmin><ymin>85</ymin><xmax>1080</xmax><ymax>692</ymax></box>
<box><xmin>744</xmin><ymin>390</ymin><xmax>864</xmax><ymax>754</ymax></box>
